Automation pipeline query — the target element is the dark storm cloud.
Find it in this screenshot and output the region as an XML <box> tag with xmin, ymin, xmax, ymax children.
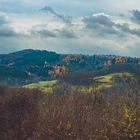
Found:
<box><xmin>39</xmin><ymin>6</ymin><xmax>71</xmax><ymax>24</ymax></box>
<box><xmin>31</xmin><ymin>11</ymin><xmax>140</xmax><ymax>39</ymax></box>
<box><xmin>31</xmin><ymin>29</ymin><xmax>57</xmax><ymax>38</ymax></box>
<box><xmin>83</xmin><ymin>14</ymin><xmax>119</xmax><ymax>36</ymax></box>
<box><xmin>0</xmin><ymin>27</ymin><xmax>16</xmax><ymax>37</ymax></box>
<box><xmin>83</xmin><ymin>13</ymin><xmax>140</xmax><ymax>38</ymax></box>
<box><xmin>0</xmin><ymin>13</ymin><xmax>17</xmax><ymax>37</ymax></box>
<box><xmin>31</xmin><ymin>23</ymin><xmax>77</xmax><ymax>39</ymax></box>
<box><xmin>56</xmin><ymin>29</ymin><xmax>77</xmax><ymax>38</ymax></box>
<box><xmin>131</xmin><ymin>10</ymin><xmax>140</xmax><ymax>23</ymax></box>
<box><xmin>83</xmin><ymin>14</ymin><xmax>114</xmax><ymax>28</ymax></box>
<box><xmin>0</xmin><ymin>13</ymin><xmax>8</xmax><ymax>25</ymax></box>
<box><xmin>116</xmin><ymin>23</ymin><xmax>140</xmax><ymax>37</ymax></box>
<box><xmin>31</xmin><ymin>28</ymin><xmax>77</xmax><ymax>39</ymax></box>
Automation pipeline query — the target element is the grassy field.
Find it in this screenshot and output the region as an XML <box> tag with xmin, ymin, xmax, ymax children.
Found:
<box><xmin>73</xmin><ymin>72</ymin><xmax>135</xmax><ymax>93</ymax></box>
<box><xmin>94</xmin><ymin>72</ymin><xmax>133</xmax><ymax>83</ymax></box>
<box><xmin>23</xmin><ymin>72</ymin><xmax>135</xmax><ymax>93</ymax></box>
<box><xmin>23</xmin><ymin>80</ymin><xmax>58</xmax><ymax>93</ymax></box>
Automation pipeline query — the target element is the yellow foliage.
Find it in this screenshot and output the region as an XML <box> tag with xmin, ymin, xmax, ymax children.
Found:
<box><xmin>124</xmin><ymin>105</ymin><xmax>129</xmax><ymax>119</ymax></box>
<box><xmin>66</xmin><ymin>121</ymin><xmax>72</xmax><ymax>130</ymax></box>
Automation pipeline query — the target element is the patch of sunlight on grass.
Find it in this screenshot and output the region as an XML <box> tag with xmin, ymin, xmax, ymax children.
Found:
<box><xmin>23</xmin><ymin>72</ymin><xmax>135</xmax><ymax>94</ymax></box>
<box><xmin>23</xmin><ymin>80</ymin><xmax>57</xmax><ymax>93</ymax></box>
<box><xmin>73</xmin><ymin>84</ymin><xmax>112</xmax><ymax>93</ymax></box>
<box><xmin>74</xmin><ymin>72</ymin><xmax>134</xmax><ymax>93</ymax></box>
<box><xmin>94</xmin><ymin>72</ymin><xmax>134</xmax><ymax>84</ymax></box>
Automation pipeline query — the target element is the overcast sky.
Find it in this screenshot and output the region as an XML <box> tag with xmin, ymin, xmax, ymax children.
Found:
<box><xmin>0</xmin><ymin>0</ymin><xmax>140</xmax><ymax>57</ymax></box>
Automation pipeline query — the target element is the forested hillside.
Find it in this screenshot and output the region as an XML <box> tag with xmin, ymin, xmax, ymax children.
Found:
<box><xmin>0</xmin><ymin>49</ymin><xmax>140</xmax><ymax>85</ymax></box>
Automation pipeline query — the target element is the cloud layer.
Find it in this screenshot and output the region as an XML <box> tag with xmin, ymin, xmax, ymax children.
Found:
<box><xmin>0</xmin><ymin>6</ymin><xmax>140</xmax><ymax>57</ymax></box>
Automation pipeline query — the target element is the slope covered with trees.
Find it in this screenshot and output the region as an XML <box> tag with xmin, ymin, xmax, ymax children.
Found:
<box><xmin>0</xmin><ymin>49</ymin><xmax>140</xmax><ymax>85</ymax></box>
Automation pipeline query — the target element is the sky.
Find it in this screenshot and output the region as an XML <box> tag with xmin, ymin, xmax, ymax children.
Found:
<box><xmin>0</xmin><ymin>0</ymin><xmax>140</xmax><ymax>57</ymax></box>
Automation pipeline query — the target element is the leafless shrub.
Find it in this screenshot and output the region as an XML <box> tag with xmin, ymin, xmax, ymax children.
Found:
<box><xmin>0</xmin><ymin>80</ymin><xmax>139</xmax><ymax>140</ymax></box>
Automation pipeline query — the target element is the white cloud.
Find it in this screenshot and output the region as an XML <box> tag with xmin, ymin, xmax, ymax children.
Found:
<box><xmin>0</xmin><ymin>7</ymin><xmax>140</xmax><ymax>57</ymax></box>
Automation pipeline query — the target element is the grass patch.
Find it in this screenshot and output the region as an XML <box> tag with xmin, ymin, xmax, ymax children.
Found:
<box><xmin>94</xmin><ymin>72</ymin><xmax>134</xmax><ymax>83</ymax></box>
<box><xmin>73</xmin><ymin>72</ymin><xmax>135</xmax><ymax>93</ymax></box>
<box><xmin>23</xmin><ymin>72</ymin><xmax>135</xmax><ymax>94</ymax></box>
<box><xmin>23</xmin><ymin>80</ymin><xmax>57</xmax><ymax>93</ymax></box>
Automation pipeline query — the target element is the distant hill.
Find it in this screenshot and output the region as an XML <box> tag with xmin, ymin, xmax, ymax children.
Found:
<box><xmin>0</xmin><ymin>49</ymin><xmax>140</xmax><ymax>85</ymax></box>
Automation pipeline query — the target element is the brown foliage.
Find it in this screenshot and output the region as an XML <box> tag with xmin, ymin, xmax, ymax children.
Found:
<box><xmin>0</xmin><ymin>83</ymin><xmax>139</xmax><ymax>140</ymax></box>
<box><xmin>62</xmin><ymin>71</ymin><xmax>93</xmax><ymax>86</ymax></box>
<box><xmin>49</xmin><ymin>66</ymin><xmax>68</xmax><ymax>77</ymax></box>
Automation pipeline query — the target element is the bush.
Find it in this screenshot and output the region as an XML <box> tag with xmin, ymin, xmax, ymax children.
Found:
<box><xmin>62</xmin><ymin>71</ymin><xmax>93</xmax><ymax>86</ymax></box>
<box><xmin>0</xmin><ymin>83</ymin><xmax>139</xmax><ymax>140</ymax></box>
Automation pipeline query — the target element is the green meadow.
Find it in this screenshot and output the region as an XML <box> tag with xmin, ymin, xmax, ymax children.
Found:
<box><xmin>23</xmin><ymin>80</ymin><xmax>58</xmax><ymax>93</ymax></box>
<box><xmin>23</xmin><ymin>72</ymin><xmax>135</xmax><ymax>93</ymax></box>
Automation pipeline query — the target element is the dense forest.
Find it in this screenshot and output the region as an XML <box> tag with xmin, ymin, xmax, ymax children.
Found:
<box><xmin>0</xmin><ymin>49</ymin><xmax>140</xmax><ymax>85</ymax></box>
